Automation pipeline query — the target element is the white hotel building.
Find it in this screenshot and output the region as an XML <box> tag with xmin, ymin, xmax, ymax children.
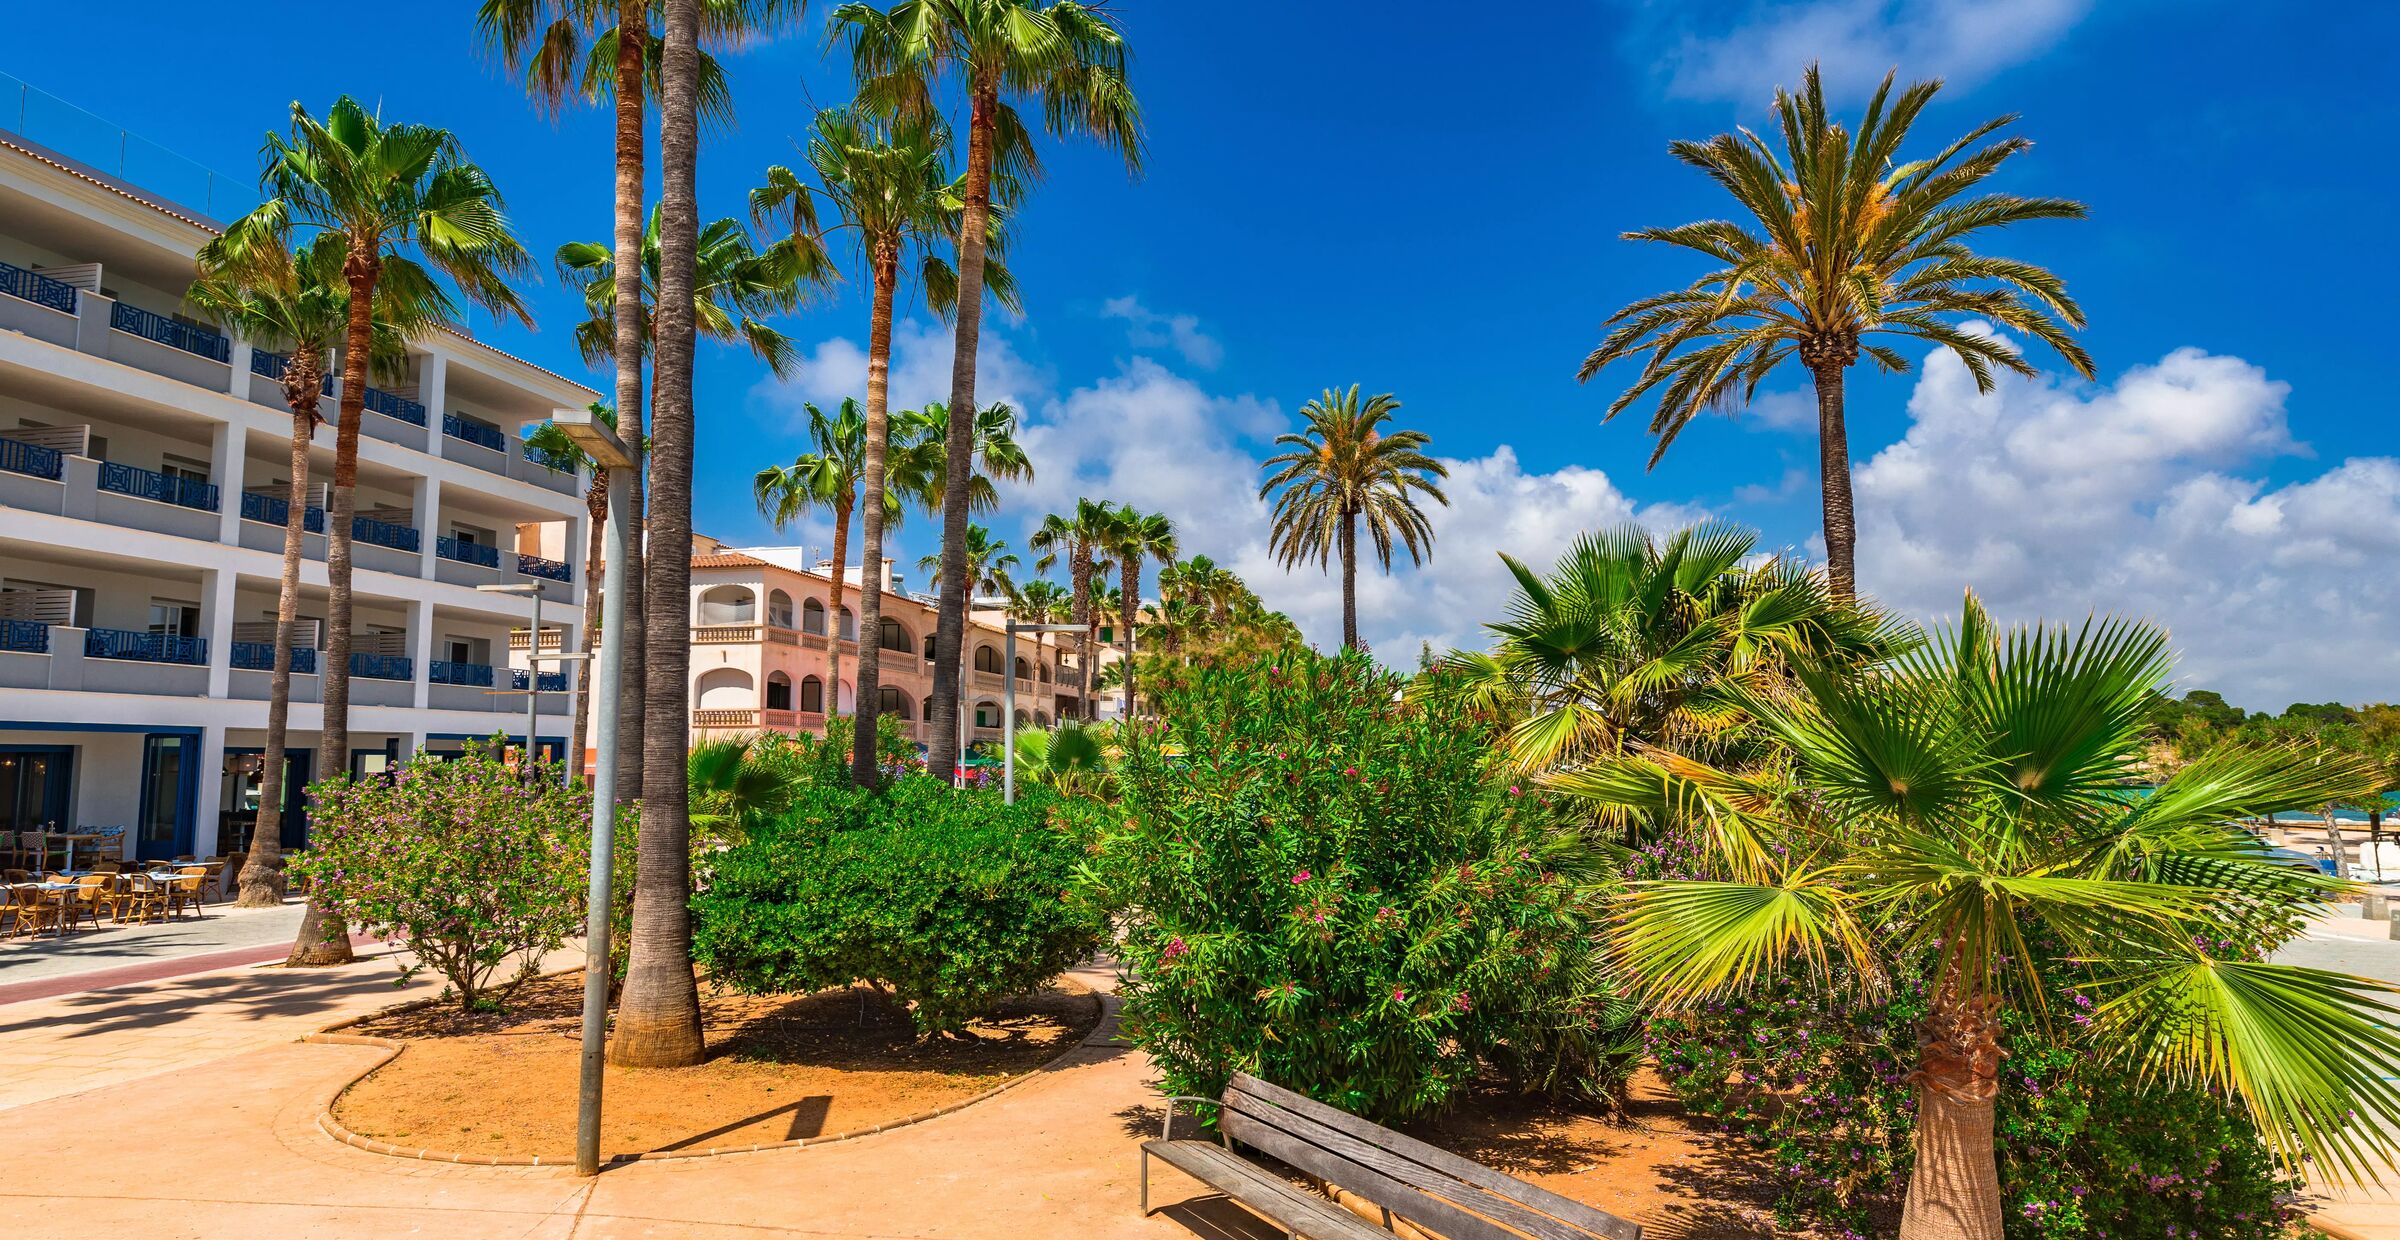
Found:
<box><xmin>0</xmin><ymin>129</ymin><xmax>593</xmax><ymax>862</ymax></box>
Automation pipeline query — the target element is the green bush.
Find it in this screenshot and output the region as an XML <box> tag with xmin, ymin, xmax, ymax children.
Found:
<box><xmin>297</xmin><ymin>740</ymin><xmax>589</xmax><ymax>1010</ymax></box>
<box><xmin>1084</xmin><ymin>649</ymin><xmax>1635</xmax><ymax>1124</ymax></box>
<box><xmin>690</xmin><ymin>774</ymin><xmax>1107</xmax><ymax>1035</ymax></box>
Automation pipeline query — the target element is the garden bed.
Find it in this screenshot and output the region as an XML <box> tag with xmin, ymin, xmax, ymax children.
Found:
<box><xmin>332</xmin><ymin>973</ymin><xmax>1100</xmax><ymax>1159</ymax></box>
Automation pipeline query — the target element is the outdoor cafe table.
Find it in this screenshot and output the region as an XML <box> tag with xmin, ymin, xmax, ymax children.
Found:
<box><xmin>5</xmin><ymin>880</ymin><xmax>82</xmax><ymax>939</ymax></box>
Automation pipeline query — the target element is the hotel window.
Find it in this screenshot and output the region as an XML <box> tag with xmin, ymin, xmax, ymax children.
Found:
<box><xmin>162</xmin><ymin>453</ymin><xmax>211</xmax><ymax>488</ymax></box>
<box><xmin>149</xmin><ymin>599</ymin><xmax>199</xmax><ymax>638</ymax></box>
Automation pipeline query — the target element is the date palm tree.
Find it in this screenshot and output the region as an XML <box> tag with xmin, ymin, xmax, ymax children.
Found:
<box><xmin>1100</xmin><ymin>507</ymin><xmax>1174</xmax><ymax>715</ymax></box>
<box><xmin>1030</xmin><ymin>499</ymin><xmax>1117</xmax><ymax>721</ymax></box>
<box><xmin>1562</xmin><ymin>597</ymin><xmax>2400</xmax><ymax>1238</ymax></box>
<box><xmin>1579</xmin><ymin>66</ymin><xmax>2092</xmax><ymax>601</ymax></box>
<box><xmin>834</xmin><ymin>0</ymin><xmax>1142</xmax><ymax>778</ymax></box>
<box><xmin>753</xmin><ymin>104</ymin><xmax>1011</xmax><ymax>785</ymax></box>
<box><xmin>186</xmin><ymin>234</ymin><xmax>441</xmax><ymax>907</ymax></box>
<box><xmin>753</xmin><ymin>397</ymin><xmax>906</xmax><ymax>724</ymax></box>
<box><xmin>917</xmin><ymin>523</ymin><xmax>1018</xmax><ymax>598</ymax></box>
<box><xmin>1260</xmin><ymin>386</ymin><xmax>1449</xmax><ymax>651</ymax></box>
<box><xmin>218</xmin><ymin>97</ymin><xmax>532</xmax><ymax>966</ymax></box>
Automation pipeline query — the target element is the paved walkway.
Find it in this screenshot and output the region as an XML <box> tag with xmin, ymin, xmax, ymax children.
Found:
<box><xmin>0</xmin><ymin>898</ymin><xmax>309</xmax><ymax>986</ymax></box>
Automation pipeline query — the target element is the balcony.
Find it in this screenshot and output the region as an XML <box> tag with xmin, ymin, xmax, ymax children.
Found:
<box><xmin>0</xmin><ymin>437</ymin><xmax>64</xmax><ymax>481</ymax></box>
<box><xmin>694</xmin><ymin>624</ymin><xmax>762</xmax><ymax>644</ymax></box>
<box><xmin>693</xmin><ymin>708</ymin><xmax>758</xmax><ymax>729</ymax></box>
<box><xmin>0</xmin><ymin>619</ymin><xmax>50</xmax><ymax>654</ymax></box>
<box><xmin>352</xmin><ymin>514</ymin><xmax>420</xmax><ymax>553</ymax></box>
<box><xmin>524</xmin><ymin>444</ymin><xmax>579</xmax><ymax>474</ymax></box>
<box><xmin>239</xmin><ymin>490</ymin><xmax>327</xmax><ymax>533</ymax></box>
<box><xmin>110</xmin><ymin>301</ymin><xmax>229</xmax><ymax>363</ymax></box>
<box><xmin>516</xmin><ymin>553</ymin><xmax>571</xmax><ymax>583</ymax></box>
<box><xmin>430</xmin><ymin>659</ymin><xmax>495</xmax><ymax>687</ymax></box>
<box><xmin>509</xmin><ymin>668</ymin><xmax>568</xmax><ymax>692</ymax></box>
<box><xmin>444</xmin><ymin>413</ymin><xmax>506</xmax><ymax>452</ymax></box>
<box><xmin>349</xmin><ymin>652</ymin><xmax>414</xmax><ymax>681</ymax></box>
<box><xmin>86</xmin><ymin>627</ymin><xmax>206</xmax><ymax>665</ymax></box>
<box><xmin>247</xmin><ymin>352</ymin><xmax>431</xmax><ymax>428</ymax></box>
<box><xmin>98</xmin><ymin>461</ymin><xmax>219</xmax><ymax>512</ymax></box>
<box><xmin>437</xmin><ymin>536</ymin><xmax>501</xmax><ymax>568</ymax></box>
<box><xmin>0</xmin><ymin>260</ymin><xmax>77</xmax><ymax>314</ymax></box>
<box><xmin>229</xmin><ymin>641</ymin><xmax>318</xmax><ymax>674</ymax></box>
<box><xmin>762</xmin><ymin>707</ymin><xmax>797</xmax><ymax>729</ymax></box>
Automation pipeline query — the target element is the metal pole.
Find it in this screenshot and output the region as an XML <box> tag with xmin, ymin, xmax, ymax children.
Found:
<box><xmin>525</xmin><ymin>591</ymin><xmax>542</xmax><ymax>771</ymax></box>
<box><xmin>562</xmin><ymin>629</ymin><xmax>583</xmax><ymax>790</ymax></box>
<box><xmin>1004</xmin><ymin>624</ymin><xmax>1018</xmax><ymax>805</ymax></box>
<box><xmin>574</xmin><ymin>467</ymin><xmax>629</xmax><ymax>1177</ymax></box>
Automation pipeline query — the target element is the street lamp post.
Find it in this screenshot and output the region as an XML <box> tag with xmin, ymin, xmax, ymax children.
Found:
<box><xmin>972</xmin><ymin>598</ymin><xmax>1080</xmax><ymax>806</ymax></box>
<box><xmin>548</xmin><ymin>405</ymin><xmax>636</xmax><ymax>1178</ymax></box>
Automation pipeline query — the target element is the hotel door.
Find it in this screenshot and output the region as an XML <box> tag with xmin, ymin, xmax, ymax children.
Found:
<box><xmin>0</xmin><ymin>747</ymin><xmax>72</xmax><ymax>834</ymax></box>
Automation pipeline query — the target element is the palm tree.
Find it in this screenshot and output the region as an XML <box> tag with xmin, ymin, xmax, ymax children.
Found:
<box><xmin>1433</xmin><ymin>522</ymin><xmax>1901</xmax><ymax>774</ymax></box>
<box><xmin>1029</xmin><ymin>499</ymin><xmax>1117</xmax><ymax>721</ymax></box>
<box><xmin>186</xmin><ymin>234</ymin><xmax>440</xmax><ymax>907</ymax></box>
<box><xmin>219</xmin><ymin>98</ymin><xmax>532</xmax><ymax>966</ymax></box>
<box><xmin>753</xmin><ymin>104</ymin><xmax>1009</xmax><ymax>786</ymax></box>
<box><xmin>1100</xmin><ymin>508</ymin><xmax>1174</xmax><ymax>715</ymax></box>
<box><xmin>1579</xmin><ymin>66</ymin><xmax>2091</xmax><ymax>601</ymax></box>
<box><xmin>1260</xmin><ymin>386</ymin><xmax>1449</xmax><ymax>651</ymax></box>
<box><xmin>834</xmin><ymin>0</ymin><xmax>1142</xmax><ymax>779</ymax></box>
<box><xmin>1564</xmin><ymin>597</ymin><xmax>2400</xmax><ymax>1237</ymax></box>
<box><xmin>890</xmin><ymin>401</ymin><xmax>1031</xmax><ymax>517</ymax></box>
<box><xmin>1006</xmin><ymin>578</ymin><xmax>1070</xmax><ymax>625</ymax></box>
<box><xmin>918</xmin><ymin>523</ymin><xmax>1018</xmax><ymax>598</ymax></box>
<box><xmin>556</xmin><ymin>206</ymin><xmax>817</xmax><ymax>375</ymax></box>
<box><xmin>753</xmin><ymin>397</ymin><xmax>905</xmax><ymax>731</ymax></box>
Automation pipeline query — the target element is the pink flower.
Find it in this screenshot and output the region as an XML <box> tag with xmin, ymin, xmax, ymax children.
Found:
<box><xmin>1343</xmin><ymin>766</ymin><xmax>1357</xmax><ymax>778</ymax></box>
<box><xmin>1392</xmin><ymin>986</ymin><xmax>1407</xmax><ymax>1003</ymax></box>
<box><xmin>1508</xmin><ymin>785</ymin><xmax>1521</xmax><ymax>796</ymax></box>
<box><xmin>1292</xmin><ymin>870</ymin><xmax>1312</xmax><ymax>884</ymax></box>
<box><xmin>1161</xmin><ymin>936</ymin><xmax>1188</xmax><ymax>961</ymax></box>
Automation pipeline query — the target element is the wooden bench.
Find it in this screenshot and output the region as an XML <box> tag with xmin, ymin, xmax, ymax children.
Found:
<box><xmin>1142</xmin><ymin>1072</ymin><xmax>1641</xmax><ymax>1240</ymax></box>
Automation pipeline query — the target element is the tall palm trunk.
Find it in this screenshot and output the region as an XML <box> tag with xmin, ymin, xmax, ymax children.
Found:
<box><xmin>849</xmin><ymin>240</ymin><xmax>900</xmax><ymax>785</ymax></box>
<box><xmin>238</xmin><ymin>364</ymin><xmax>321</xmax><ymax>907</ymax></box>
<box><xmin>1898</xmin><ymin>983</ymin><xmax>2005</xmax><ymax>1240</ymax></box>
<box><xmin>1118</xmin><ymin>557</ymin><xmax>1139</xmax><ymax>717</ymax></box>
<box><xmin>292</xmin><ymin>250</ymin><xmax>382</xmax><ymax>969</ymax></box>
<box><xmin>1338</xmin><ymin>508</ymin><xmax>1359</xmax><ymax>650</ymax></box>
<box><xmin>611</xmin><ymin>0</ymin><xmax>648</xmax><ymax>810</ymax></box>
<box><xmin>826</xmin><ymin>497</ymin><xmax>850</xmax><ymax>720</ymax></box>
<box><xmin>568</xmin><ymin>467</ymin><xmax>607</xmax><ymax>782</ymax></box>
<box><xmin>929</xmin><ymin>75</ymin><xmax>999</xmax><ymax>778</ymax></box>
<box><xmin>611</xmin><ymin>0</ymin><xmax>705</xmax><ymax>1069</ymax></box>
<box><xmin>2327</xmin><ymin>806</ymin><xmax>2352</xmax><ymax>880</ymax></box>
<box><xmin>1811</xmin><ymin>362</ymin><xmax>1858</xmax><ymax>602</ymax></box>
<box><xmin>1071</xmin><ymin>553</ymin><xmax>1093</xmax><ymax>721</ymax></box>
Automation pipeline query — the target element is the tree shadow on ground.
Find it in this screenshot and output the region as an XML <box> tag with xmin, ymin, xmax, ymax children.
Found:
<box><xmin>0</xmin><ymin>949</ymin><xmax>410</xmax><ymax>1041</ymax></box>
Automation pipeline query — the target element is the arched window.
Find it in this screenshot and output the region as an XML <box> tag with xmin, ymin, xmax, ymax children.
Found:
<box><xmin>1013</xmin><ymin>656</ymin><xmax>1030</xmax><ymax>681</ymax></box>
<box><xmin>800</xmin><ymin>675</ymin><xmax>824</xmax><ymax>714</ymax></box>
<box><xmin>1038</xmin><ymin>660</ymin><xmax>1051</xmax><ymax>683</ymax></box>
<box><xmin>697</xmin><ymin>585</ymin><xmax>755</xmax><ymax>625</ymax></box>
<box><xmin>765</xmin><ymin>671</ymin><xmax>792</xmax><ymax>711</ymax></box>
<box><xmin>801</xmin><ymin>597</ymin><xmax>827</xmax><ymax>635</ymax></box>
<box><xmin>839</xmin><ymin>607</ymin><xmax>856</xmax><ymax>641</ymax></box>
<box><xmin>879</xmin><ymin>686</ymin><xmax>909</xmax><ymax>717</ymax></box>
<box><xmin>922</xmin><ymin>634</ymin><xmax>937</xmax><ymax>662</ymax></box>
<box><xmin>767</xmin><ymin>590</ymin><xmax>794</xmax><ymax>629</ymax></box>
<box><xmin>695</xmin><ymin>667</ymin><xmax>753</xmax><ymax>709</ymax></box>
<box><xmin>921</xmin><ymin>695</ymin><xmax>934</xmax><ymax>721</ymax></box>
<box><xmin>973</xmin><ymin>645</ymin><xmax>1002</xmax><ymax>673</ymax></box>
<box><xmin>879</xmin><ymin>618</ymin><xmax>910</xmax><ymax>653</ymax></box>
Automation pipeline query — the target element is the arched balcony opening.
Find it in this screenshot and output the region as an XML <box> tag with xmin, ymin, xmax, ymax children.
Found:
<box><xmin>696</xmin><ymin>585</ymin><xmax>755</xmax><ymax>626</ymax></box>
<box><xmin>765</xmin><ymin>671</ymin><xmax>792</xmax><ymax>711</ymax></box>
<box><xmin>800</xmin><ymin>597</ymin><xmax>827</xmax><ymax>635</ymax></box>
<box><xmin>800</xmin><ymin>675</ymin><xmax>825</xmax><ymax>714</ymax></box>
<box><xmin>767</xmin><ymin>589</ymin><xmax>795</xmax><ymax>629</ymax></box>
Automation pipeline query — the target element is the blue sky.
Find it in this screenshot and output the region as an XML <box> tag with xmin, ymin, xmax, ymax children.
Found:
<box><xmin>10</xmin><ymin>1</ymin><xmax>2398</xmax><ymax>708</ymax></box>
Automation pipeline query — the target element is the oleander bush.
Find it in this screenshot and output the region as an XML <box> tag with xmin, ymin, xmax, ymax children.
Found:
<box><xmin>690</xmin><ymin>774</ymin><xmax>1108</xmax><ymax>1035</ymax></box>
<box><xmin>1084</xmin><ymin>650</ymin><xmax>1637</xmax><ymax>1124</ymax></box>
<box><xmin>297</xmin><ymin>740</ymin><xmax>589</xmax><ymax>1010</ymax></box>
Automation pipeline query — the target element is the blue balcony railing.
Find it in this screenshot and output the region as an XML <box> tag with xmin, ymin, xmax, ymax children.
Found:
<box><xmin>238</xmin><ymin>490</ymin><xmax>328</xmax><ymax>533</ymax></box>
<box><xmin>437</xmin><ymin>536</ymin><xmax>501</xmax><ymax>568</ymax></box>
<box><xmin>349</xmin><ymin>652</ymin><xmax>413</xmax><ymax>681</ymax></box>
<box><xmin>517</xmin><ymin>554</ymin><xmax>572</xmax><ymax>583</ymax></box>
<box><xmin>0</xmin><ymin>619</ymin><xmax>50</xmax><ymax>654</ymax></box>
<box><xmin>356</xmin><ymin>383</ymin><xmax>428</xmax><ymax>426</ymax></box>
<box><xmin>86</xmin><ymin>628</ymin><xmax>206</xmax><ymax>665</ymax></box>
<box><xmin>443</xmin><ymin>413</ymin><xmax>506</xmax><ymax>452</ymax></box>
<box><xmin>351</xmin><ymin>515</ymin><xmax>420</xmax><ymax>553</ymax></box>
<box><xmin>430</xmin><ymin>660</ymin><xmax>495</xmax><ymax>687</ymax></box>
<box><xmin>110</xmin><ymin>301</ymin><xmax>230</xmax><ymax>363</ymax></box>
<box><xmin>0</xmin><ymin>260</ymin><xmax>77</xmax><ymax>314</ymax></box>
<box><xmin>511</xmin><ymin>667</ymin><xmax>570</xmax><ymax>693</ymax></box>
<box><xmin>0</xmin><ymin>437</ymin><xmax>64</xmax><ymax>481</ymax></box>
<box><xmin>523</xmin><ymin>443</ymin><xmax>580</xmax><ymax>474</ymax></box>
<box><xmin>98</xmin><ymin>461</ymin><xmax>220</xmax><ymax>512</ymax></box>
<box><xmin>230</xmin><ymin>641</ymin><xmax>319</xmax><ymax>674</ymax></box>
<box><xmin>250</xmin><ymin>348</ymin><xmax>287</xmax><ymax>378</ymax></box>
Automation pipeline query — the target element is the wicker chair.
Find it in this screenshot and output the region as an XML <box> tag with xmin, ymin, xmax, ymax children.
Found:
<box><xmin>166</xmin><ymin>868</ymin><xmax>209</xmax><ymax>919</ymax></box>
<box><xmin>117</xmin><ymin>873</ymin><xmax>167</xmax><ymax>925</ymax></box>
<box><xmin>61</xmin><ymin>875</ymin><xmax>111</xmax><ymax>931</ymax></box>
<box><xmin>4</xmin><ymin>884</ymin><xmax>60</xmax><ymax>938</ymax></box>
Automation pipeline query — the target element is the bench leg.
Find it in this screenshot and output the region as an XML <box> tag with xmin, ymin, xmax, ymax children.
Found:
<box><xmin>1139</xmin><ymin>1146</ymin><xmax>1150</xmax><ymax>1216</ymax></box>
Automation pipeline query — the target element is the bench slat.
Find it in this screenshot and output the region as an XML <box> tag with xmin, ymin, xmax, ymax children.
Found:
<box><xmin>1229</xmin><ymin>1073</ymin><xmax>1642</xmax><ymax>1240</ymax></box>
<box><xmin>1145</xmin><ymin>1139</ymin><xmax>1391</xmax><ymax>1240</ymax></box>
<box><xmin>1223</xmin><ymin>1104</ymin><xmax>1532</xmax><ymax>1240</ymax></box>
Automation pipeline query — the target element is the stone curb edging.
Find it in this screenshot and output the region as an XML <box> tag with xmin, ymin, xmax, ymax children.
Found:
<box><xmin>302</xmin><ymin>976</ymin><xmax>1112</xmax><ymax>1169</ymax></box>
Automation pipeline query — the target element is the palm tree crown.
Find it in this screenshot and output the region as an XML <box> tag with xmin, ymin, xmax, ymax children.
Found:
<box><xmin>919</xmin><ymin>523</ymin><xmax>1019</xmax><ymax>598</ymax></box>
<box><xmin>1260</xmin><ymin>385</ymin><xmax>1449</xmax><ymax>650</ymax></box>
<box><xmin>557</xmin><ymin>206</ymin><xmax>825</xmax><ymax>375</ymax></box>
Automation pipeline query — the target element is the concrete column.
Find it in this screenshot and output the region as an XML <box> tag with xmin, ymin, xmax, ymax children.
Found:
<box><xmin>210</xmin><ymin>419</ymin><xmax>245</xmax><ymax>545</ymax></box>
<box><xmin>193</xmin><ymin>723</ymin><xmax>229</xmax><ymax>857</ymax></box>
<box><xmin>399</xmin><ymin>729</ymin><xmax>429</xmax><ymax>762</ymax></box>
<box><xmin>566</xmin><ymin>504</ymin><xmax>592</xmax><ymax>609</ymax></box>
<box><xmin>201</xmin><ymin>566</ymin><xmax>237</xmax><ymax>698</ymax></box>
<box><xmin>226</xmin><ymin>340</ymin><xmax>252</xmax><ymax>398</ymax></box>
<box><xmin>415</xmin><ymin>475</ymin><xmax>442</xmax><ymax>579</ymax></box>
<box><xmin>418</xmin><ymin>350</ymin><xmax>449</xmax><ymax>456</ymax></box>
<box><xmin>407</xmin><ymin>597</ymin><xmax>434</xmax><ymax>710</ymax></box>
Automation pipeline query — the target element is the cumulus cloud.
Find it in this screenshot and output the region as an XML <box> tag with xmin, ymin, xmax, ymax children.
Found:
<box><xmin>752</xmin><ymin>317</ymin><xmax>1050</xmax><ymax>423</ymax></box>
<box><xmin>1100</xmin><ymin>295</ymin><xmax>1224</xmax><ymax>370</ymax></box>
<box><xmin>1631</xmin><ymin>0</ymin><xmax>2091</xmax><ymax>104</ymax></box>
<box><xmin>1854</xmin><ymin>339</ymin><xmax>2399</xmax><ymax>710</ymax></box>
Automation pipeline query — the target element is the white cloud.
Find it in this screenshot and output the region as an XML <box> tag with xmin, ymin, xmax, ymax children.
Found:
<box><xmin>751</xmin><ymin>318</ymin><xmax>1050</xmax><ymax>424</ymax></box>
<box><xmin>1100</xmin><ymin>295</ymin><xmax>1224</xmax><ymax>370</ymax></box>
<box><xmin>1635</xmin><ymin>0</ymin><xmax>2091</xmax><ymax>104</ymax></box>
<box><xmin>1853</xmin><ymin>338</ymin><xmax>2400</xmax><ymax>711</ymax></box>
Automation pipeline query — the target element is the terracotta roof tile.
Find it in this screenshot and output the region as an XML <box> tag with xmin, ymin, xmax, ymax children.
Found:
<box><xmin>691</xmin><ymin>551</ymin><xmax>770</xmax><ymax>569</ymax></box>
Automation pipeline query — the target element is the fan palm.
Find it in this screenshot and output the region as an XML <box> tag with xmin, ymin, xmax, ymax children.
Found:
<box><xmin>753</xmin><ymin>397</ymin><xmax>910</xmax><ymax>730</ymax></box>
<box><xmin>687</xmin><ymin>733</ymin><xmax>808</xmax><ymax>846</ymax></box>
<box><xmin>834</xmin><ymin>0</ymin><xmax>1142</xmax><ymax>777</ymax></box>
<box><xmin>918</xmin><ymin>523</ymin><xmax>1019</xmax><ymax>598</ymax></box>
<box><xmin>1006</xmin><ymin>578</ymin><xmax>1071</xmax><ymax>625</ymax></box>
<box><xmin>1433</xmin><ymin>522</ymin><xmax>1902</xmax><ymax>775</ymax></box>
<box><xmin>1579</xmin><ymin>66</ymin><xmax>2091</xmax><ymax>601</ymax></box>
<box><xmin>215</xmin><ymin>97</ymin><xmax>532</xmax><ymax>967</ymax></box>
<box><xmin>1030</xmin><ymin>499</ymin><xmax>1118</xmax><ymax>721</ymax></box>
<box><xmin>186</xmin><ymin>233</ymin><xmax>440</xmax><ymax>909</ymax></box>
<box><xmin>1562</xmin><ymin>597</ymin><xmax>2400</xmax><ymax>1237</ymax></box>
<box><xmin>1009</xmin><ymin>720</ymin><xmax>1109</xmax><ymax>798</ymax></box>
<box><xmin>753</xmin><ymin>103</ymin><xmax>1011</xmax><ymax>785</ymax></box>
<box><xmin>1260</xmin><ymin>386</ymin><xmax>1449</xmax><ymax>650</ymax></box>
<box><xmin>1100</xmin><ymin>508</ymin><xmax>1174</xmax><ymax>715</ymax></box>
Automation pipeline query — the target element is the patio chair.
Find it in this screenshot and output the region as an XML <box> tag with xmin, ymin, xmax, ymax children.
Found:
<box><xmin>65</xmin><ymin>874</ymin><xmax>116</xmax><ymax>931</ymax></box>
<box><xmin>166</xmin><ymin>868</ymin><xmax>209</xmax><ymax>919</ymax></box>
<box><xmin>194</xmin><ymin>858</ymin><xmax>228</xmax><ymax>904</ymax></box>
<box><xmin>4</xmin><ymin>885</ymin><xmax>60</xmax><ymax>938</ymax></box>
<box><xmin>116</xmin><ymin>873</ymin><xmax>166</xmax><ymax>925</ymax></box>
